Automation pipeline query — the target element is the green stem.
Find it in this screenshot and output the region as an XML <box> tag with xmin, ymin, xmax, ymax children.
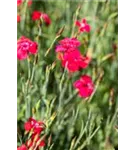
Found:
<box><xmin>21</xmin><ymin>0</ymin><xmax>28</xmax><ymax>31</ymax></box>
<box><xmin>71</xmin><ymin>5</ymin><xmax>81</xmax><ymax>37</ymax></box>
<box><xmin>45</xmin><ymin>36</ymin><xmax>60</xmax><ymax>57</ymax></box>
<box><xmin>27</xmin><ymin>58</ymin><xmax>31</xmax><ymax>80</ymax></box>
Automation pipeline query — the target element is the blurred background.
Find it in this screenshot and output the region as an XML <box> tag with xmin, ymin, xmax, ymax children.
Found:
<box><xmin>17</xmin><ymin>0</ymin><xmax>118</xmax><ymax>149</ymax></box>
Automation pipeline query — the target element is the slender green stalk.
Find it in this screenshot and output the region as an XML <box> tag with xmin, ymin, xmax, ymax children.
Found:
<box><xmin>45</xmin><ymin>26</ymin><xmax>65</xmax><ymax>57</ymax></box>
<box><xmin>88</xmin><ymin>70</ymin><xmax>104</xmax><ymax>103</ymax></box>
<box><xmin>71</xmin><ymin>5</ymin><xmax>81</xmax><ymax>37</ymax></box>
<box><xmin>20</xmin><ymin>0</ymin><xmax>28</xmax><ymax>31</ymax></box>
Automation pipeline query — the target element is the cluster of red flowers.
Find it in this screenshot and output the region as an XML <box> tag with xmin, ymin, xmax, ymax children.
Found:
<box><xmin>55</xmin><ymin>19</ymin><xmax>94</xmax><ymax>98</ymax></box>
<box><xmin>56</xmin><ymin>38</ymin><xmax>91</xmax><ymax>72</ymax></box>
<box><xmin>17</xmin><ymin>16</ymin><xmax>94</xmax><ymax>97</ymax></box>
<box><xmin>17</xmin><ymin>118</ymin><xmax>45</xmax><ymax>150</ymax></box>
<box><xmin>32</xmin><ymin>11</ymin><xmax>51</xmax><ymax>26</ymax></box>
<box><xmin>17</xmin><ymin>36</ymin><xmax>38</xmax><ymax>60</ymax></box>
<box><xmin>17</xmin><ymin>1</ymin><xmax>51</xmax><ymax>26</ymax></box>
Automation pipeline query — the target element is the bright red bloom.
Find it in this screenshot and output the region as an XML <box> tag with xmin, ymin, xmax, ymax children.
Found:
<box><xmin>17</xmin><ymin>144</ymin><xmax>28</xmax><ymax>150</ymax></box>
<box><xmin>32</xmin><ymin>11</ymin><xmax>51</xmax><ymax>26</ymax></box>
<box><xmin>32</xmin><ymin>11</ymin><xmax>42</xmax><ymax>21</ymax></box>
<box><xmin>42</xmin><ymin>13</ymin><xmax>51</xmax><ymax>26</ymax></box>
<box><xmin>75</xmin><ymin>19</ymin><xmax>91</xmax><ymax>33</ymax></box>
<box><xmin>24</xmin><ymin>118</ymin><xmax>44</xmax><ymax>134</ymax></box>
<box><xmin>56</xmin><ymin>38</ymin><xmax>81</xmax><ymax>52</ymax></box>
<box><xmin>17</xmin><ymin>15</ymin><xmax>21</xmax><ymax>23</ymax></box>
<box><xmin>17</xmin><ymin>0</ymin><xmax>22</xmax><ymax>6</ymax></box>
<box><xmin>17</xmin><ymin>36</ymin><xmax>38</xmax><ymax>60</ymax></box>
<box><xmin>74</xmin><ymin>75</ymin><xmax>94</xmax><ymax>98</ymax></box>
<box><xmin>62</xmin><ymin>50</ymin><xmax>89</xmax><ymax>72</ymax></box>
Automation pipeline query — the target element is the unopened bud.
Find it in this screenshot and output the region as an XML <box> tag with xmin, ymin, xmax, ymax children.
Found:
<box><xmin>32</xmin><ymin>107</ymin><xmax>36</xmax><ymax>114</ymax></box>
<box><xmin>109</xmin><ymin>88</ymin><xmax>115</xmax><ymax>106</ymax></box>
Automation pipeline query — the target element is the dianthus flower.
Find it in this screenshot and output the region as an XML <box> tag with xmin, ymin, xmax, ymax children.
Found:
<box><xmin>61</xmin><ymin>50</ymin><xmax>90</xmax><ymax>72</ymax></box>
<box><xmin>73</xmin><ymin>75</ymin><xmax>94</xmax><ymax>98</ymax></box>
<box><xmin>17</xmin><ymin>0</ymin><xmax>22</xmax><ymax>6</ymax></box>
<box><xmin>32</xmin><ymin>11</ymin><xmax>42</xmax><ymax>20</ymax></box>
<box><xmin>55</xmin><ymin>38</ymin><xmax>81</xmax><ymax>52</ymax></box>
<box><xmin>75</xmin><ymin>19</ymin><xmax>91</xmax><ymax>33</ymax></box>
<box><xmin>24</xmin><ymin>117</ymin><xmax>44</xmax><ymax>134</ymax></box>
<box><xmin>17</xmin><ymin>36</ymin><xmax>38</xmax><ymax>60</ymax></box>
<box><xmin>42</xmin><ymin>13</ymin><xmax>51</xmax><ymax>26</ymax></box>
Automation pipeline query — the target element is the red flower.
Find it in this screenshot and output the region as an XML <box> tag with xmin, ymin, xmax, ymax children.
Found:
<box><xmin>75</xmin><ymin>19</ymin><xmax>91</xmax><ymax>33</ymax></box>
<box><xmin>17</xmin><ymin>0</ymin><xmax>22</xmax><ymax>6</ymax></box>
<box><xmin>17</xmin><ymin>144</ymin><xmax>28</xmax><ymax>150</ymax></box>
<box><xmin>17</xmin><ymin>15</ymin><xmax>21</xmax><ymax>23</ymax></box>
<box><xmin>17</xmin><ymin>36</ymin><xmax>38</xmax><ymax>60</ymax></box>
<box><xmin>62</xmin><ymin>50</ymin><xmax>89</xmax><ymax>72</ymax></box>
<box><xmin>42</xmin><ymin>13</ymin><xmax>51</xmax><ymax>26</ymax></box>
<box><xmin>24</xmin><ymin>118</ymin><xmax>44</xmax><ymax>134</ymax></box>
<box><xmin>56</xmin><ymin>38</ymin><xmax>81</xmax><ymax>52</ymax></box>
<box><xmin>32</xmin><ymin>11</ymin><xmax>42</xmax><ymax>21</ymax></box>
<box><xmin>32</xmin><ymin>11</ymin><xmax>51</xmax><ymax>26</ymax></box>
<box><xmin>74</xmin><ymin>75</ymin><xmax>94</xmax><ymax>98</ymax></box>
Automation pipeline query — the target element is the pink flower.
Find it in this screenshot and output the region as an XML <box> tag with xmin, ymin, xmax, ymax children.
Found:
<box><xmin>75</xmin><ymin>19</ymin><xmax>91</xmax><ymax>33</ymax></box>
<box><xmin>62</xmin><ymin>50</ymin><xmax>89</xmax><ymax>72</ymax></box>
<box><xmin>17</xmin><ymin>15</ymin><xmax>21</xmax><ymax>23</ymax></box>
<box><xmin>74</xmin><ymin>75</ymin><xmax>94</xmax><ymax>98</ymax></box>
<box><xmin>32</xmin><ymin>11</ymin><xmax>42</xmax><ymax>21</ymax></box>
<box><xmin>17</xmin><ymin>144</ymin><xmax>28</xmax><ymax>150</ymax></box>
<box><xmin>17</xmin><ymin>0</ymin><xmax>22</xmax><ymax>6</ymax></box>
<box><xmin>42</xmin><ymin>13</ymin><xmax>51</xmax><ymax>26</ymax></box>
<box><xmin>56</xmin><ymin>38</ymin><xmax>81</xmax><ymax>52</ymax></box>
<box><xmin>17</xmin><ymin>36</ymin><xmax>38</xmax><ymax>60</ymax></box>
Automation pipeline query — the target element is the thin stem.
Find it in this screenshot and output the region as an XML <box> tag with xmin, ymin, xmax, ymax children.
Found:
<box><xmin>20</xmin><ymin>0</ymin><xmax>28</xmax><ymax>31</ymax></box>
<box><xmin>71</xmin><ymin>5</ymin><xmax>81</xmax><ymax>37</ymax></box>
<box><xmin>17</xmin><ymin>132</ymin><xmax>22</xmax><ymax>145</ymax></box>
<box><xmin>45</xmin><ymin>36</ymin><xmax>60</xmax><ymax>57</ymax></box>
<box><xmin>88</xmin><ymin>70</ymin><xmax>104</xmax><ymax>103</ymax></box>
<box><xmin>27</xmin><ymin>58</ymin><xmax>31</xmax><ymax>80</ymax></box>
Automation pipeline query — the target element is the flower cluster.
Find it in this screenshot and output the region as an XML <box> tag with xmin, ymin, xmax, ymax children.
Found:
<box><xmin>17</xmin><ymin>118</ymin><xmax>45</xmax><ymax>150</ymax></box>
<box><xmin>17</xmin><ymin>1</ymin><xmax>51</xmax><ymax>25</ymax></box>
<box><xmin>32</xmin><ymin>11</ymin><xmax>51</xmax><ymax>26</ymax></box>
<box><xmin>17</xmin><ymin>36</ymin><xmax>38</xmax><ymax>60</ymax></box>
<box><xmin>56</xmin><ymin>38</ymin><xmax>91</xmax><ymax>72</ymax></box>
<box><xmin>55</xmin><ymin>19</ymin><xmax>94</xmax><ymax>98</ymax></box>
